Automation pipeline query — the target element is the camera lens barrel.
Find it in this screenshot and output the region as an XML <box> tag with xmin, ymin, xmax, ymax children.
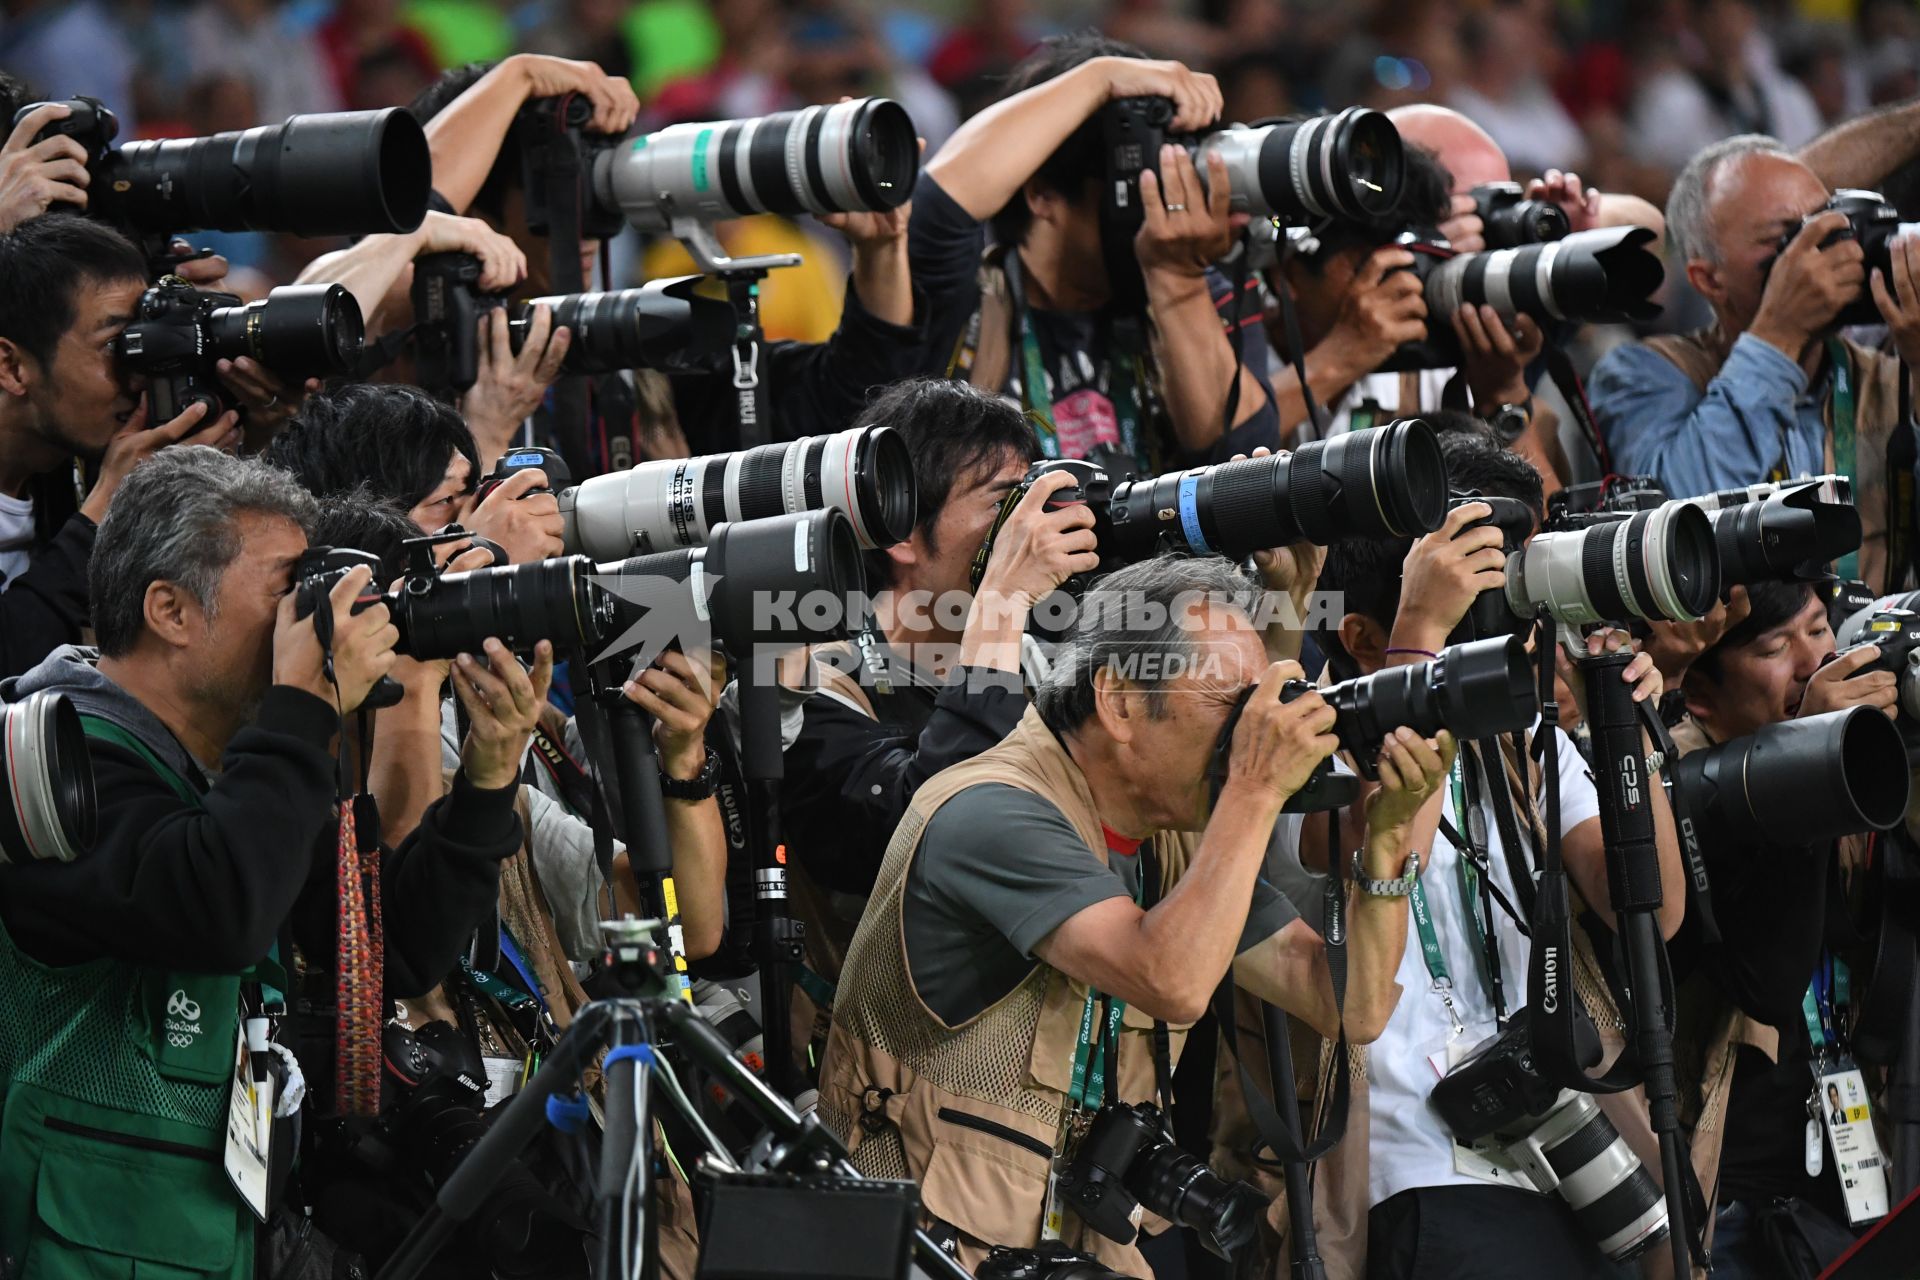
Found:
<box><xmin>0</xmin><ymin>692</ymin><xmax>97</xmax><ymax>865</ymax></box>
<box><xmin>1508</xmin><ymin>502</ymin><xmax>1720</xmax><ymax>625</ymax></box>
<box><xmin>391</xmin><ymin>556</ymin><xmax>608</xmax><ymax>660</ymax></box>
<box><xmin>1204</xmin><ymin>107</ymin><xmax>1404</xmax><ymax>222</ymax></box>
<box><xmin>560</xmin><ymin>426</ymin><xmax>916</xmax><ymax>558</ymax></box>
<box><xmin>1324</xmin><ymin>635</ymin><xmax>1537</xmax><ymax>758</ymax></box>
<box><xmin>109</xmin><ymin>108</ymin><xmax>430</xmax><ymax>235</ymax></box>
<box><xmin>1688</xmin><ymin>483</ymin><xmax>1862</xmax><ymax>587</ymax></box>
<box><xmin>1520</xmin><ymin>1093</ymin><xmax>1670</xmax><ymax>1262</ymax></box>
<box><xmin>1425</xmin><ymin>226</ymin><xmax>1663</xmax><ymax>327</ymax></box>
<box><xmin>512</xmin><ymin>276</ymin><xmax>733</xmax><ymax>377</ymax></box>
<box><xmin>594</xmin><ymin>97</ymin><xmax>918</xmax><ymax>231</ymax></box>
<box><xmin>1674</xmin><ymin>707</ymin><xmax>1911</xmax><ymax>849</ymax></box>
<box><xmin>205</xmin><ymin>283</ymin><xmax>365</xmax><ymax>377</ymax></box>
<box><xmin>1105</xmin><ymin>419</ymin><xmax>1446</xmax><ymax>560</ymax></box>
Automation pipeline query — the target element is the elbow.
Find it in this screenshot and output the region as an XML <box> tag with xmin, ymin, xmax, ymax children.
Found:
<box><xmin>682</xmin><ymin>917</ymin><xmax>723</xmax><ymax>963</ymax></box>
<box><xmin>1344</xmin><ymin>983</ymin><xmax>1404</xmax><ymax>1045</ymax></box>
<box><xmin>1658</xmin><ymin>899</ymin><xmax>1686</xmax><ymax>942</ymax></box>
<box><xmin>1141</xmin><ymin>989</ymin><xmax>1210</xmax><ymax>1027</ymax></box>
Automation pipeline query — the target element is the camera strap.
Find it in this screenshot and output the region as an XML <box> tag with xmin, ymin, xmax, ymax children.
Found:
<box><xmin>1006</xmin><ymin>252</ymin><xmax>1149</xmax><ymax>473</ymax></box>
<box><xmin>1269</xmin><ymin>250</ymin><xmax>1328</xmax><ymax>439</ymax></box>
<box><xmin>1638</xmin><ymin>699</ymin><xmax>1720</xmax><ymax>946</ymax></box>
<box><xmin>1541</xmin><ymin>344</ymin><xmax>1612</xmax><ymax>476</ymax></box>
<box><xmin>1207</xmin><ymin>807</ymin><xmax>1350</xmax><ymax>1171</ymax></box>
<box><xmin>1885</xmin><ymin>355</ymin><xmax>1918</xmax><ymax>591</ymax></box>
<box><xmin>1426</xmin><ymin>752</ymin><xmax>1513</xmax><ymax>1028</ymax></box>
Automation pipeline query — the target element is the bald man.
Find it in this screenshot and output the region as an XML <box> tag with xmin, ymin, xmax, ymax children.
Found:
<box><xmin>1588</xmin><ymin>134</ymin><xmax>1920</xmax><ymax>593</ymax></box>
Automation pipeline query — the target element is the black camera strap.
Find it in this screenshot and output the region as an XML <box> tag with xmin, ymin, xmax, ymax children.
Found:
<box><xmin>1270</xmin><ymin>245</ymin><xmax>1328</xmax><ymax>440</ymax></box>
<box><xmin>1889</xmin><ymin>358</ymin><xmax>1918</xmax><ymax>591</ymax></box>
<box><xmin>1638</xmin><ymin>700</ymin><xmax>1721</xmax><ymax>946</ymax></box>
<box><xmin>1541</xmin><ymin>343</ymin><xmax>1613</xmax><ymax>476</ymax></box>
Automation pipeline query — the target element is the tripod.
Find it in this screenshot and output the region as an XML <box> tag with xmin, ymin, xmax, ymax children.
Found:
<box><xmin>374</xmin><ymin>919</ymin><xmax>974</xmax><ymax>1280</ymax></box>
<box><xmin>1541</xmin><ymin>639</ymin><xmax>1693</xmax><ymax>1280</ymax></box>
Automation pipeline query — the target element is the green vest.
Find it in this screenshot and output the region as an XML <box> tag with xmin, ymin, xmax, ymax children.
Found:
<box><xmin>0</xmin><ymin>716</ymin><xmax>253</xmax><ymax>1279</ymax></box>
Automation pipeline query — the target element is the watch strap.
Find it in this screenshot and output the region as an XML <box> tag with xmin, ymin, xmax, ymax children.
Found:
<box><xmin>1350</xmin><ymin>848</ymin><xmax>1421</xmax><ymax>897</ymax></box>
<box><xmin>658</xmin><ymin>746</ymin><xmax>718</xmax><ymax>801</ymax></box>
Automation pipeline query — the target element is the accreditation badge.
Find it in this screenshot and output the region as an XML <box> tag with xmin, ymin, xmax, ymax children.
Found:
<box><xmin>1818</xmin><ymin>1063</ymin><xmax>1890</xmax><ymax>1225</ymax></box>
<box><xmin>223</xmin><ymin>1019</ymin><xmax>272</xmax><ymax>1221</ymax></box>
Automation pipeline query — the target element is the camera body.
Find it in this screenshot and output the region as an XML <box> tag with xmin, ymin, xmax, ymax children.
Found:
<box><xmin>976</xmin><ymin>1244</ymin><xmax>1128</xmax><ymax>1280</ymax></box>
<box><xmin>117</xmin><ymin>277</ymin><xmax>364</xmax><ymax>422</ymax></box>
<box><xmin>1451</xmin><ymin>491</ymin><xmax>1537</xmax><ymax>645</ymax></box>
<box><xmin>291</xmin><ymin>546</ymin><xmax>406</xmax><ymax>710</ymax></box>
<box><xmin>1055</xmin><ymin>1100</ymin><xmax>1264</xmax><ymax>1260</ymax></box>
<box><xmin>1776</xmin><ymin>189</ymin><xmax>1917</xmax><ymax>329</ymax></box>
<box><xmin>1852</xmin><ymin>607</ymin><xmax>1920</xmax><ymax>746</ymax></box>
<box><xmin>1471</xmin><ymin>181</ymin><xmax>1570</xmax><ymax>249</ymax></box>
<box><xmin>515</xmin><ymin>94</ymin><xmax>627</xmax><ymax>241</ymax></box>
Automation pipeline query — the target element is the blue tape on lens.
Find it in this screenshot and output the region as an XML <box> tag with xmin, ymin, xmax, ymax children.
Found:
<box><xmin>1177</xmin><ymin>472</ymin><xmax>1211</xmax><ymax>556</ymax></box>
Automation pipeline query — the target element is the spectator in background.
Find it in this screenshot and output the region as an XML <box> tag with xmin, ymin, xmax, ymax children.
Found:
<box><xmin>1628</xmin><ymin>0</ymin><xmax>1823</xmax><ymax>175</ymax></box>
<box><xmin>0</xmin><ymin>0</ymin><xmax>135</xmax><ymax>137</ymax></box>
<box><xmin>183</xmin><ymin>0</ymin><xmax>343</xmax><ymax>125</ymax></box>
<box><xmin>172</xmin><ymin>75</ymin><xmax>279</xmax><ymax>287</ymax></box>
<box><xmin>319</xmin><ymin>0</ymin><xmax>438</xmax><ymax>110</ymax></box>
<box><xmin>402</xmin><ymin>0</ymin><xmax>515</xmax><ymax>70</ymax></box>
<box><xmin>927</xmin><ymin>0</ymin><xmax>1040</xmax><ymax>111</ymax></box>
<box><xmin>522</xmin><ymin>0</ymin><xmax>636</xmax><ymax>84</ymax></box>
<box><xmin>1447</xmin><ymin>0</ymin><xmax>1589</xmax><ymax>177</ymax></box>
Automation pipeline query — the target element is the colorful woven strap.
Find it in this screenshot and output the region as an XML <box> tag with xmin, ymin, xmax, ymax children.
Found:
<box><xmin>333</xmin><ymin>800</ymin><xmax>385</xmax><ymax>1116</ymax></box>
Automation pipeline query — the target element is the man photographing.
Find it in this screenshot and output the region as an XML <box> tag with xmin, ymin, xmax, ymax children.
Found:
<box><xmin>912</xmin><ymin>35</ymin><xmax>1280</xmax><ymax>470</ymax></box>
<box><xmin>0</xmin><ymin>447</ymin><xmax>543</xmax><ymax>1271</ymax></box>
<box><xmin>819</xmin><ymin>555</ymin><xmax>1450</xmax><ymax>1275</ymax></box>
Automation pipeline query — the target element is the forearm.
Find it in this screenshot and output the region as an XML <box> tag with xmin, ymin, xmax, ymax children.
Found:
<box><xmin>367</xmin><ymin>687</ymin><xmax>448</xmax><ymax>846</ymax></box>
<box><xmin>925</xmin><ymin>59</ymin><xmax>1110</xmax><ymax>219</ymax></box>
<box><xmin>296</xmin><ymin>230</ymin><xmax>422</xmax><ymax>330</ymax></box>
<box><xmin>1799</xmin><ymin>98</ymin><xmax>1920</xmax><ymax>194</ymax></box>
<box><xmin>1648</xmin><ymin>740</ymin><xmax>1686</xmax><ymax>939</ymax></box>
<box><xmin>381</xmin><ymin>770</ymin><xmax>522</xmax><ymax>994</ymax></box>
<box><xmin>1148</xmin><ymin>273</ymin><xmax>1267</xmax><ymax>455</ymax></box>
<box><xmin>1268</xmin><ymin>343</ymin><xmax>1368</xmax><ymax>443</ymax></box>
<box><xmin>666</xmin><ymin>798</ymin><xmax>727</xmax><ymax>960</ymax></box>
<box><xmin>1596</xmin><ymin>341</ymin><xmax>1806</xmax><ymax>495</ymax></box>
<box><xmin>959</xmin><ymin>589</ymin><xmax>1033</xmax><ymax>673</ymax></box>
<box><xmin>850</xmin><ymin>237</ymin><xmax>914</xmax><ymax>328</ymax></box>
<box><xmin>1594</xmin><ymin>193</ymin><xmax>1665</xmax><ymax>249</ymax></box>
<box><xmin>426</xmin><ymin>56</ymin><xmax>534</xmax><ymax>214</ymax></box>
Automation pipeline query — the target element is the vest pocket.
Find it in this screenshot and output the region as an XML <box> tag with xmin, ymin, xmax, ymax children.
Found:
<box><xmin>917</xmin><ymin>1104</ymin><xmax>1055</xmax><ymax>1253</ymax></box>
<box><xmin>25</xmin><ymin>1127</ymin><xmax>242</xmax><ymax>1277</ymax></box>
<box><xmin>935</xmin><ymin>1107</ymin><xmax>1053</xmax><ymax>1161</ymax></box>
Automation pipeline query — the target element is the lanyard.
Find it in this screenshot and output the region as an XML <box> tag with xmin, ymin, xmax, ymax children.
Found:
<box><xmin>1066</xmin><ymin>843</ymin><xmax>1150</xmax><ymax>1110</ymax></box>
<box><xmin>1827</xmin><ymin>338</ymin><xmax>1861</xmax><ymax>580</ymax></box>
<box><xmin>1802</xmin><ymin>951</ymin><xmax>1851</xmax><ymax>1061</ymax></box>
<box><xmin>1416</xmin><ymin>757</ymin><xmax>1506</xmax><ymax>1025</ymax></box>
<box><xmin>1008</xmin><ymin>254</ymin><xmax>1150</xmax><ymax>472</ymax></box>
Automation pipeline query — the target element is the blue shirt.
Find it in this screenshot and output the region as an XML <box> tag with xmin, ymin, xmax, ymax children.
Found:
<box><xmin>1588</xmin><ymin>331</ymin><xmax>1825</xmax><ymax>500</ymax></box>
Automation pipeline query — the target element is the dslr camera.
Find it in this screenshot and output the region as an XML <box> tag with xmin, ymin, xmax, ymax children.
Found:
<box><xmin>1471</xmin><ymin>181</ymin><xmax>1570</xmax><ymax>249</ymax></box>
<box><xmin>1430</xmin><ymin>1012</ymin><xmax>1669</xmax><ymax>1263</ymax></box>
<box><xmin>16</xmin><ymin>94</ymin><xmax>429</xmax><ymax>241</ymax></box>
<box><xmin>1774</xmin><ymin>188</ymin><xmax>1918</xmax><ymax>328</ymax></box>
<box><xmin>1836</xmin><ymin>592</ymin><xmax>1920</xmax><ymax>758</ymax></box>
<box><xmin>1054</xmin><ymin>1100</ymin><xmax>1266</xmax><ymax>1260</ymax></box>
<box><xmin>409</xmin><ymin>250</ymin><xmax>735</xmax><ymax>395</ymax></box>
<box><xmin>118</xmin><ymin>278</ymin><xmax>365</xmax><ymax>423</ymax></box>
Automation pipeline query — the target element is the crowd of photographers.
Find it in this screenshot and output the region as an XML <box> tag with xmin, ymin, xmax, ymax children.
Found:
<box><xmin>3</xmin><ymin>19</ymin><xmax>1920</xmax><ymax>1280</ymax></box>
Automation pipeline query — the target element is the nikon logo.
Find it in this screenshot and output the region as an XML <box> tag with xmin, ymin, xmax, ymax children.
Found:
<box><xmin>1541</xmin><ymin>948</ymin><xmax>1560</xmax><ymax>1013</ymax></box>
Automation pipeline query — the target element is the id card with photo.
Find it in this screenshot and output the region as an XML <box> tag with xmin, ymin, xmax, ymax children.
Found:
<box><xmin>223</xmin><ymin>1024</ymin><xmax>271</xmax><ymax>1221</ymax></box>
<box><xmin>1820</xmin><ymin>1065</ymin><xmax>1890</xmax><ymax>1225</ymax></box>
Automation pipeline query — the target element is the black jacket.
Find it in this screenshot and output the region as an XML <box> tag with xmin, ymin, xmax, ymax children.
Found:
<box><xmin>0</xmin><ymin>470</ymin><xmax>96</xmax><ymax>680</ymax></box>
<box><xmin>0</xmin><ymin>648</ymin><xmax>522</xmax><ymax>997</ymax></box>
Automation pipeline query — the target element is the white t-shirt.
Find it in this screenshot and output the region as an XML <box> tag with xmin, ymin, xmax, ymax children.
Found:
<box><xmin>1363</xmin><ymin>725</ymin><xmax>1600</xmax><ymax>1208</ymax></box>
<box><xmin>0</xmin><ymin>492</ymin><xmax>34</xmax><ymax>590</ymax></box>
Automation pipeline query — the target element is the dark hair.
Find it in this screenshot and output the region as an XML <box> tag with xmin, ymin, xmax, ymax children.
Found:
<box><xmin>0</xmin><ymin>214</ymin><xmax>148</xmax><ymax>369</ymax></box>
<box><xmin>0</xmin><ymin>71</ymin><xmax>40</xmax><ymax>123</ymax></box>
<box><xmin>309</xmin><ymin>486</ymin><xmax>422</xmax><ymax>582</ymax></box>
<box><xmin>1689</xmin><ymin>579</ymin><xmax>1817</xmax><ymax>683</ymax></box>
<box><xmin>92</xmin><ymin>447</ymin><xmax>318</xmax><ymax>657</ymax></box>
<box><xmin>855</xmin><ymin>378</ymin><xmax>1038</xmax><ymax>590</ymax></box>
<box><xmin>988</xmin><ymin>32</ymin><xmax>1149</xmax><ymax>249</ymax></box>
<box><xmin>1318</xmin><ymin>427</ymin><xmax>1545</xmax><ymax>678</ymax></box>
<box><xmin>409</xmin><ymin>61</ymin><xmax>511</xmax><ymax>219</ymax></box>
<box><xmin>1298</xmin><ymin>143</ymin><xmax>1454</xmax><ymax>271</ymax></box>
<box><xmin>265</xmin><ymin>383</ymin><xmax>481</xmax><ymax>510</ymax></box>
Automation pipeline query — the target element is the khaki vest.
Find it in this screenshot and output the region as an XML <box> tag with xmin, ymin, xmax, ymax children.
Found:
<box><xmin>817</xmin><ymin>707</ymin><xmax>1199</xmax><ymax>1275</ymax></box>
<box><xmin>1644</xmin><ymin>325</ymin><xmax>1904</xmax><ymax>593</ymax></box>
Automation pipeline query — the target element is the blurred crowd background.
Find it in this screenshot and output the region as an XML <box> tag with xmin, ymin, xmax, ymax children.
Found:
<box><xmin>4</xmin><ymin>0</ymin><xmax>1914</xmax><ymax>335</ymax></box>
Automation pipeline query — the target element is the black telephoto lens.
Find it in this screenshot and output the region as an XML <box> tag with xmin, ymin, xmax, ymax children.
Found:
<box><xmin>1674</xmin><ymin>707</ymin><xmax>1910</xmax><ymax>850</ymax></box>
<box><xmin>1106</xmin><ymin>418</ymin><xmax>1446</xmax><ymax>560</ymax></box>
<box><xmin>1128</xmin><ymin>1146</ymin><xmax>1268</xmax><ymax>1261</ymax></box>
<box><xmin>391</xmin><ymin>556</ymin><xmax>608</xmax><ymax>660</ymax></box>
<box><xmin>509</xmin><ymin>277</ymin><xmax>735</xmax><ymax>376</ymax></box>
<box><xmin>1326</xmin><ymin>634</ymin><xmax>1536</xmax><ymax>760</ymax></box>
<box><xmin>0</xmin><ymin>692</ymin><xmax>97</xmax><ymax>865</ymax></box>
<box><xmin>204</xmin><ymin>283</ymin><xmax>365</xmax><ymax>377</ymax></box>
<box><xmin>1698</xmin><ymin>483</ymin><xmax>1862</xmax><ymax>586</ymax></box>
<box><xmin>1426</xmin><ymin>226</ymin><xmax>1663</xmax><ymax>327</ymax></box>
<box><xmin>109</xmin><ymin>108</ymin><xmax>430</xmax><ymax>235</ymax></box>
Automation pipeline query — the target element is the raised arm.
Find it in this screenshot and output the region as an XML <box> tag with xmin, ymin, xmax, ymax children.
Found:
<box><xmin>1799</xmin><ymin>96</ymin><xmax>1920</xmax><ymax>195</ymax></box>
<box><xmin>295</xmin><ymin>211</ymin><xmax>525</xmax><ymax>338</ymax></box>
<box><xmin>925</xmin><ymin>55</ymin><xmax>1222</xmax><ymax>221</ymax></box>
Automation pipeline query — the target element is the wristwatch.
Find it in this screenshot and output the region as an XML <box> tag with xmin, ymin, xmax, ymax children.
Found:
<box><xmin>1349</xmin><ymin>848</ymin><xmax>1422</xmax><ymax>897</ymax></box>
<box><xmin>1486</xmin><ymin>398</ymin><xmax>1533</xmax><ymax>445</ymax></box>
<box><xmin>658</xmin><ymin>747</ymin><xmax>718</xmax><ymax>802</ymax></box>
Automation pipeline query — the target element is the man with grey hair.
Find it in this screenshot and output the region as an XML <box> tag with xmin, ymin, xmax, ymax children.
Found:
<box><xmin>0</xmin><ymin>447</ymin><xmax>545</xmax><ymax>1272</ymax></box>
<box><xmin>818</xmin><ymin>553</ymin><xmax>1453</xmax><ymax>1275</ymax></box>
<box><xmin>1588</xmin><ymin>131</ymin><xmax>1920</xmax><ymax>591</ymax></box>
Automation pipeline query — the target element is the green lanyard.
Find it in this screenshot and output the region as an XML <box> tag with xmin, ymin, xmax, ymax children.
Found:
<box><xmin>1827</xmin><ymin>338</ymin><xmax>1860</xmax><ymax>580</ymax></box>
<box><xmin>1067</xmin><ymin>847</ymin><xmax>1147</xmax><ymax>1109</ymax></box>
<box><xmin>1802</xmin><ymin>951</ymin><xmax>1852</xmax><ymax>1062</ymax></box>
<box><xmin>1409</xmin><ymin>760</ymin><xmax>1495</xmax><ymax>1027</ymax></box>
<box><xmin>1017</xmin><ymin>315</ymin><xmax>1148</xmax><ymax>471</ymax></box>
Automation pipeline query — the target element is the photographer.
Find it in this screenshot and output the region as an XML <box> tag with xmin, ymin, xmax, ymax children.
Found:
<box><xmin>913</xmin><ymin>34</ymin><xmax>1280</xmax><ymax>470</ymax></box>
<box><xmin>0</xmin><ymin>448</ymin><xmax>536</xmax><ymax>1272</ymax></box>
<box><xmin>0</xmin><ymin>213</ymin><xmax>242</xmax><ymax>679</ymax></box>
<box><xmin>407</xmin><ymin>55</ymin><xmax>929</xmax><ymax>467</ymax></box>
<box><xmin>819</xmin><ymin>554</ymin><xmax>1449</xmax><ymax>1274</ymax></box>
<box><xmin>265</xmin><ymin>383</ymin><xmax>564</xmax><ymax>566</ymax></box>
<box><xmin>1665</xmin><ymin>580</ymin><xmax>1895</xmax><ymax>1275</ymax></box>
<box><xmin>1589</xmin><ymin>134</ymin><xmax>1919</xmax><ymax>592</ymax></box>
<box><xmin>1287</xmin><ymin>430</ymin><xmax>1683</xmax><ymax>1278</ymax></box>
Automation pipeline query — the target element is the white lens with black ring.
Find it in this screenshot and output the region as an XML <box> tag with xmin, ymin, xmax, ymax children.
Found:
<box><xmin>0</xmin><ymin>692</ymin><xmax>96</xmax><ymax>865</ymax></box>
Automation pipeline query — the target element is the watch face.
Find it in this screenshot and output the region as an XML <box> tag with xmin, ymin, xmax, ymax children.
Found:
<box><xmin>1491</xmin><ymin>407</ymin><xmax>1528</xmax><ymax>444</ymax></box>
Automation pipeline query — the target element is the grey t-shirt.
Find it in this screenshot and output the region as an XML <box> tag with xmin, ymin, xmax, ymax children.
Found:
<box><xmin>904</xmin><ymin>784</ymin><xmax>1300</xmax><ymax>1025</ymax></box>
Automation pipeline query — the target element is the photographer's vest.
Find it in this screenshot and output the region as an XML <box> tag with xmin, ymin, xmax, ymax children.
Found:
<box><xmin>1244</xmin><ymin>737</ymin><xmax>1658</xmax><ymax>1280</ymax></box>
<box><xmin>817</xmin><ymin>708</ymin><xmax>1197</xmax><ymax>1275</ymax></box>
<box><xmin>0</xmin><ymin>718</ymin><xmax>252</xmax><ymax>1280</ymax></box>
<box><xmin>1645</xmin><ymin>325</ymin><xmax>1905</xmax><ymax>593</ymax></box>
